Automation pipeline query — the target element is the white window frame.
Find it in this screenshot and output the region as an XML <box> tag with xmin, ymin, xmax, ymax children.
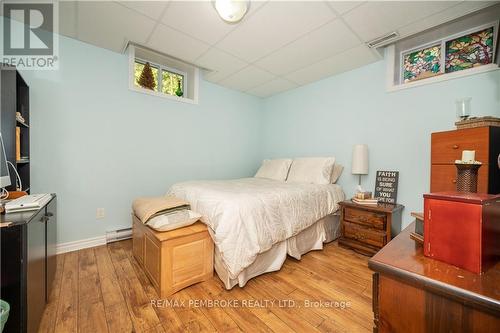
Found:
<box><xmin>127</xmin><ymin>44</ymin><xmax>199</xmax><ymax>104</ymax></box>
<box><xmin>134</xmin><ymin>57</ymin><xmax>188</xmax><ymax>97</ymax></box>
<box><xmin>387</xmin><ymin>20</ymin><xmax>499</xmax><ymax>91</ymax></box>
<box><xmin>400</xmin><ymin>21</ymin><xmax>498</xmax><ymax>85</ymax></box>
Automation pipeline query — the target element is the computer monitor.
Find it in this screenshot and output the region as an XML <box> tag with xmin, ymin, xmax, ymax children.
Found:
<box><xmin>1</xmin><ymin>133</ymin><xmax>11</xmax><ymax>188</ymax></box>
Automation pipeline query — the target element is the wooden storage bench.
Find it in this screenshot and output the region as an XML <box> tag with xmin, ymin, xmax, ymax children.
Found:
<box><xmin>132</xmin><ymin>214</ymin><xmax>214</xmax><ymax>297</ymax></box>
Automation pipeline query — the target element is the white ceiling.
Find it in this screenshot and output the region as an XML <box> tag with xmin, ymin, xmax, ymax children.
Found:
<box><xmin>59</xmin><ymin>1</ymin><xmax>497</xmax><ymax>97</ymax></box>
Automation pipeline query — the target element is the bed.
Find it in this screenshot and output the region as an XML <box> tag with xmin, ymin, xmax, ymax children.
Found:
<box><xmin>169</xmin><ymin>177</ymin><xmax>345</xmax><ymax>289</ymax></box>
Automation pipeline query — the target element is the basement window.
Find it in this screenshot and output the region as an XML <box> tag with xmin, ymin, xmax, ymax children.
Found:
<box><xmin>134</xmin><ymin>59</ymin><xmax>185</xmax><ymax>97</ymax></box>
<box><xmin>401</xmin><ymin>24</ymin><xmax>496</xmax><ymax>84</ymax></box>
<box><xmin>385</xmin><ymin>6</ymin><xmax>499</xmax><ymax>92</ymax></box>
<box><xmin>127</xmin><ymin>44</ymin><xmax>199</xmax><ymax>104</ymax></box>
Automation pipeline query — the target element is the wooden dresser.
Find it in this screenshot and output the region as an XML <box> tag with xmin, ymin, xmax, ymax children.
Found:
<box><xmin>431</xmin><ymin>126</ymin><xmax>500</xmax><ymax>194</ymax></box>
<box><xmin>369</xmin><ymin>222</ymin><xmax>500</xmax><ymax>333</ymax></box>
<box><xmin>338</xmin><ymin>201</ymin><xmax>403</xmax><ymax>256</ymax></box>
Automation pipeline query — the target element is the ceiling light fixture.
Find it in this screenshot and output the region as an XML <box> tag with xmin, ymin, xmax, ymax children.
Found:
<box><xmin>214</xmin><ymin>0</ymin><xmax>249</xmax><ymax>23</ymax></box>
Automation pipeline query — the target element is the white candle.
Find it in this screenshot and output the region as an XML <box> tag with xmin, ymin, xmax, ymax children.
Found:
<box><xmin>462</xmin><ymin>150</ymin><xmax>475</xmax><ymax>162</ymax></box>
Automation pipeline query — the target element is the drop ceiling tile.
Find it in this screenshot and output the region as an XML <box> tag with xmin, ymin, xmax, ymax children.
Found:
<box><xmin>203</xmin><ymin>70</ymin><xmax>231</xmax><ymax>83</ymax></box>
<box><xmin>148</xmin><ymin>23</ymin><xmax>211</xmax><ymax>63</ymax></box>
<box><xmin>218</xmin><ymin>66</ymin><xmax>275</xmax><ymax>92</ymax></box>
<box><xmin>255</xmin><ymin>19</ymin><xmax>360</xmax><ymax>75</ymax></box>
<box><xmin>118</xmin><ymin>1</ymin><xmax>169</xmax><ymax>21</ymax></box>
<box><xmin>343</xmin><ymin>1</ymin><xmax>460</xmax><ymax>42</ymax></box>
<box><xmin>285</xmin><ymin>44</ymin><xmax>379</xmax><ymax>86</ymax></box>
<box><xmin>195</xmin><ymin>47</ymin><xmax>248</xmax><ymax>82</ymax></box>
<box><xmin>327</xmin><ymin>1</ymin><xmax>365</xmax><ymax>15</ymax></box>
<box><xmin>216</xmin><ymin>1</ymin><xmax>336</xmax><ymax>62</ymax></box>
<box><xmin>161</xmin><ymin>1</ymin><xmax>236</xmax><ymax>45</ymax></box>
<box><xmin>53</xmin><ymin>0</ymin><xmax>497</xmax><ymax>98</ymax></box>
<box><xmin>59</xmin><ymin>1</ymin><xmax>77</xmax><ymax>38</ymax></box>
<box><xmin>397</xmin><ymin>1</ymin><xmax>498</xmax><ymax>39</ymax></box>
<box><xmin>246</xmin><ymin>78</ymin><xmax>298</xmax><ymax>97</ymax></box>
<box><xmin>77</xmin><ymin>1</ymin><xmax>156</xmax><ymax>52</ymax></box>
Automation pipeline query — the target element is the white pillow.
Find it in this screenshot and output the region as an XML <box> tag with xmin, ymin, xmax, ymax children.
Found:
<box><xmin>331</xmin><ymin>164</ymin><xmax>344</xmax><ymax>183</ymax></box>
<box><xmin>146</xmin><ymin>210</ymin><xmax>202</xmax><ymax>232</ymax></box>
<box><xmin>287</xmin><ymin>157</ymin><xmax>336</xmax><ymax>184</ymax></box>
<box><xmin>255</xmin><ymin>159</ymin><xmax>292</xmax><ymax>181</ymax></box>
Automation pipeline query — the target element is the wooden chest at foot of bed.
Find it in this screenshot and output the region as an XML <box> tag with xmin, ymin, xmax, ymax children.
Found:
<box><xmin>338</xmin><ymin>201</ymin><xmax>404</xmax><ymax>256</ymax></box>
<box><xmin>132</xmin><ymin>215</ymin><xmax>214</xmax><ymax>297</ymax></box>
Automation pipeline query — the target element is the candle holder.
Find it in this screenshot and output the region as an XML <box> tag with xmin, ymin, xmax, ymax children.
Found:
<box><xmin>456</xmin><ymin>98</ymin><xmax>471</xmax><ymax>120</ymax></box>
<box><xmin>455</xmin><ymin>163</ymin><xmax>481</xmax><ymax>193</ymax></box>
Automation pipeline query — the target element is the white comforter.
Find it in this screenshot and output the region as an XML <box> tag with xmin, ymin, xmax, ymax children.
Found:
<box><xmin>169</xmin><ymin>178</ymin><xmax>344</xmax><ymax>278</ymax></box>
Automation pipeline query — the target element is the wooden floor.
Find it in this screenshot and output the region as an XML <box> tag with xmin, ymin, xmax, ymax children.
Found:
<box><xmin>38</xmin><ymin>240</ymin><xmax>373</xmax><ymax>333</ymax></box>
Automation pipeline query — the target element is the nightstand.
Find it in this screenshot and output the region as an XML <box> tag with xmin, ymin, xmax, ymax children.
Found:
<box><xmin>338</xmin><ymin>200</ymin><xmax>404</xmax><ymax>256</ymax></box>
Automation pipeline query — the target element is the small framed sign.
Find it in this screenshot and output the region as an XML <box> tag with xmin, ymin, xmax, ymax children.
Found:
<box><xmin>374</xmin><ymin>171</ymin><xmax>399</xmax><ymax>204</ymax></box>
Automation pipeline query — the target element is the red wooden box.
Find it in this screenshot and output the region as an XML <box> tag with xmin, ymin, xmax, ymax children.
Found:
<box><xmin>424</xmin><ymin>192</ymin><xmax>500</xmax><ymax>274</ymax></box>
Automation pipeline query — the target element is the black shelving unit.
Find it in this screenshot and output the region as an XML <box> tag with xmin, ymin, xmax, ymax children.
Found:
<box><xmin>1</xmin><ymin>195</ymin><xmax>57</xmax><ymax>333</ymax></box>
<box><xmin>1</xmin><ymin>66</ymin><xmax>30</xmax><ymax>193</ymax></box>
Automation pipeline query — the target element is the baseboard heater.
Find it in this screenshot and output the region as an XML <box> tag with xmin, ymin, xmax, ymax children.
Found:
<box><xmin>105</xmin><ymin>227</ymin><xmax>132</xmax><ymax>243</ymax></box>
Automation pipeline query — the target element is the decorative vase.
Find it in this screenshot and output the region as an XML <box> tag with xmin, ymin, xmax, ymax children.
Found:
<box><xmin>455</xmin><ymin>163</ymin><xmax>481</xmax><ymax>193</ymax></box>
<box><xmin>455</xmin><ymin>97</ymin><xmax>471</xmax><ymax>120</ymax></box>
<box><xmin>175</xmin><ymin>81</ymin><xmax>183</xmax><ymax>97</ymax></box>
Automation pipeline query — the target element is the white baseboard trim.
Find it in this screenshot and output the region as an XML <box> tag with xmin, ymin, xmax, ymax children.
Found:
<box><xmin>56</xmin><ymin>236</ymin><xmax>107</xmax><ymax>254</ymax></box>
<box><xmin>56</xmin><ymin>229</ymin><xmax>133</xmax><ymax>255</ymax></box>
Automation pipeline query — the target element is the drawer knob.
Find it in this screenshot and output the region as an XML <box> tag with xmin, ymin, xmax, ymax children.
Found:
<box><xmin>452</xmin><ymin>144</ymin><xmax>459</xmax><ymax>149</ymax></box>
<box><xmin>452</xmin><ymin>179</ymin><xmax>457</xmax><ymax>184</ymax></box>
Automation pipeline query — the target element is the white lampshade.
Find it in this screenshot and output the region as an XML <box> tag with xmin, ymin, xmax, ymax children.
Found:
<box><xmin>352</xmin><ymin>144</ymin><xmax>369</xmax><ymax>175</ymax></box>
<box><xmin>214</xmin><ymin>0</ymin><xmax>249</xmax><ymax>23</ymax></box>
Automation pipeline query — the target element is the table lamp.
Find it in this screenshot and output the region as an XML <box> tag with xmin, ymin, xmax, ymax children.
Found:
<box><xmin>352</xmin><ymin>144</ymin><xmax>368</xmax><ymax>192</ymax></box>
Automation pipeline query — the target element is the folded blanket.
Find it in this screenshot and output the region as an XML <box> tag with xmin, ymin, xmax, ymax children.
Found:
<box><xmin>147</xmin><ymin>210</ymin><xmax>202</xmax><ymax>232</ymax></box>
<box><xmin>132</xmin><ymin>196</ymin><xmax>190</xmax><ymax>223</ymax></box>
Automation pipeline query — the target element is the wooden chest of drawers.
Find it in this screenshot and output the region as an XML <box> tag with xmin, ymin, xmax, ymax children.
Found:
<box><xmin>431</xmin><ymin>126</ymin><xmax>500</xmax><ymax>194</ymax></box>
<box><xmin>338</xmin><ymin>201</ymin><xmax>404</xmax><ymax>256</ymax></box>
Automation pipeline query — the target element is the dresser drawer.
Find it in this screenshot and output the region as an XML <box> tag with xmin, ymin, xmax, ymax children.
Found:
<box><xmin>431</xmin><ymin>164</ymin><xmax>489</xmax><ymax>193</ymax></box>
<box><xmin>344</xmin><ymin>207</ymin><xmax>386</xmax><ymax>230</ymax></box>
<box><xmin>431</xmin><ymin>127</ymin><xmax>489</xmax><ymax>164</ymax></box>
<box><xmin>343</xmin><ymin>222</ymin><xmax>386</xmax><ymax>248</ymax></box>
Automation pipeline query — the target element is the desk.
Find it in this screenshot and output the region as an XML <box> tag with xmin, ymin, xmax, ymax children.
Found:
<box><xmin>1</xmin><ymin>194</ymin><xmax>57</xmax><ymax>333</ymax></box>
<box><xmin>369</xmin><ymin>222</ymin><xmax>500</xmax><ymax>332</ymax></box>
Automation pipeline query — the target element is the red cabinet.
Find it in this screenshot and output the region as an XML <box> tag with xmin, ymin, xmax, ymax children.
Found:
<box><xmin>424</xmin><ymin>192</ymin><xmax>500</xmax><ymax>274</ymax></box>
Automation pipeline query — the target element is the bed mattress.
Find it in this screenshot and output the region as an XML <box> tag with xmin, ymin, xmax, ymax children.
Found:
<box><xmin>169</xmin><ymin>177</ymin><xmax>345</xmax><ymax>279</ymax></box>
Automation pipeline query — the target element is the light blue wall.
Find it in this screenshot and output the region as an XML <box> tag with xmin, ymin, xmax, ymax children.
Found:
<box><xmin>262</xmin><ymin>61</ymin><xmax>500</xmax><ymax>234</ymax></box>
<box><xmin>19</xmin><ymin>35</ymin><xmax>264</xmax><ymax>243</ymax></box>
<box><xmin>13</xmin><ymin>24</ymin><xmax>500</xmax><ymax>243</ymax></box>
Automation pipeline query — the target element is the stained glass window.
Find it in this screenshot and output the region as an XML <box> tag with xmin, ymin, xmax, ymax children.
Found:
<box><xmin>403</xmin><ymin>45</ymin><xmax>442</xmax><ymax>83</ymax></box>
<box><xmin>445</xmin><ymin>27</ymin><xmax>494</xmax><ymax>73</ymax></box>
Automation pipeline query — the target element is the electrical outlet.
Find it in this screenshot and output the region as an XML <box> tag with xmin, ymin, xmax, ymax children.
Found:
<box><xmin>96</xmin><ymin>208</ymin><xmax>105</xmax><ymax>219</ymax></box>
